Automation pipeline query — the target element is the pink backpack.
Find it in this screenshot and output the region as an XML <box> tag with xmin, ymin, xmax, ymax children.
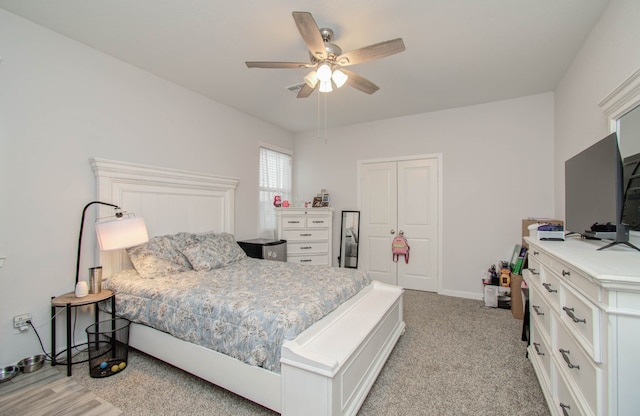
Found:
<box><xmin>392</xmin><ymin>235</ymin><xmax>410</xmax><ymax>263</ymax></box>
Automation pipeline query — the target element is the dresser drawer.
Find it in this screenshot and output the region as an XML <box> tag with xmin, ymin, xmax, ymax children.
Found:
<box><xmin>529</xmin><ymin>247</ymin><xmax>552</xmax><ymax>270</ymax></box>
<box><xmin>306</xmin><ymin>216</ymin><xmax>330</xmax><ymax>228</ymax></box>
<box><xmin>282</xmin><ymin>229</ymin><xmax>329</xmax><ymax>241</ymax></box>
<box><xmin>530</xmin><ymin>286</ymin><xmax>552</xmax><ymax>341</ymax></box>
<box><xmin>281</xmin><ymin>215</ymin><xmax>330</xmax><ymax>229</ymax></box>
<box><xmin>287</xmin><ymin>254</ymin><xmax>328</xmax><ymax>265</ymax></box>
<box><xmin>560</xmin><ymin>265</ymin><xmax>601</xmax><ymax>303</ymax></box>
<box><xmin>539</xmin><ymin>264</ymin><xmax>561</xmax><ymax>310</ymax></box>
<box><xmin>556</xmin><ymin>323</ymin><xmax>601</xmax><ymax>416</ymax></box>
<box><xmin>281</xmin><ymin>216</ymin><xmax>307</xmax><ymax>228</ymax></box>
<box><xmin>561</xmin><ymin>285</ymin><xmax>602</xmax><ymax>362</ymax></box>
<box><xmin>287</xmin><ymin>242</ymin><xmax>328</xmax><ymax>254</ymax></box>
<box><xmin>530</xmin><ymin>319</ymin><xmax>552</xmax><ymax>393</ymax></box>
<box><xmin>555</xmin><ymin>359</ymin><xmax>593</xmax><ymax>416</ymax></box>
<box><xmin>526</xmin><ymin>257</ymin><xmax>542</xmax><ymax>285</ymax></box>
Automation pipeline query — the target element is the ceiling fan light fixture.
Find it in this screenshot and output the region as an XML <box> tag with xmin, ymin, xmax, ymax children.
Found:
<box><xmin>304</xmin><ymin>71</ymin><xmax>318</xmax><ymax>88</ymax></box>
<box><xmin>316</xmin><ymin>63</ymin><xmax>332</xmax><ymax>82</ymax></box>
<box><xmin>332</xmin><ymin>69</ymin><xmax>348</xmax><ymax>88</ymax></box>
<box><xmin>319</xmin><ymin>80</ymin><xmax>333</xmax><ymax>93</ymax></box>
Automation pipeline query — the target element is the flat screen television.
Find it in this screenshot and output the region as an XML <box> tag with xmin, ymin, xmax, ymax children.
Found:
<box><xmin>565</xmin><ymin>132</ymin><xmax>639</xmax><ymax>251</ymax></box>
<box><xmin>622</xmin><ymin>152</ymin><xmax>640</xmax><ymax>232</ymax></box>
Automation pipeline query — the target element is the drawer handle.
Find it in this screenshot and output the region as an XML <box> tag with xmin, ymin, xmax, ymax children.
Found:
<box><xmin>300</xmin><ymin>246</ymin><xmax>312</xmax><ymax>250</ymax></box>
<box><xmin>532</xmin><ymin>305</ymin><xmax>544</xmax><ymax>316</ymax></box>
<box><xmin>300</xmin><ymin>233</ymin><xmax>312</xmax><ymax>237</ymax></box>
<box><xmin>533</xmin><ymin>342</ymin><xmax>545</xmax><ymax>356</ymax></box>
<box><xmin>559</xmin><ymin>348</ymin><xmax>580</xmax><ymax>370</ymax></box>
<box><xmin>559</xmin><ymin>403</ymin><xmax>571</xmax><ymax>416</ymax></box>
<box><xmin>287</xmin><ymin>221</ymin><xmax>301</xmax><ymax>224</ymax></box>
<box><xmin>542</xmin><ymin>283</ymin><xmax>557</xmax><ymax>293</ymax></box>
<box><xmin>533</xmin><ymin>251</ymin><xmax>539</xmax><ymax>256</ymax></box>
<box><xmin>529</xmin><ymin>268</ymin><xmax>539</xmax><ymax>275</ymax></box>
<box><xmin>562</xmin><ymin>270</ymin><xmax>571</xmax><ymax>277</ymax></box>
<box><xmin>562</xmin><ymin>307</ymin><xmax>586</xmax><ymax>324</ymax></box>
<box><xmin>311</xmin><ymin>220</ymin><xmax>324</xmax><ymax>224</ymax></box>
<box><xmin>300</xmin><ymin>259</ymin><xmax>313</xmax><ymax>263</ymax></box>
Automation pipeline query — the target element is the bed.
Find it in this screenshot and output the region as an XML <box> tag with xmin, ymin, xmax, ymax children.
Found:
<box><xmin>92</xmin><ymin>157</ymin><xmax>405</xmax><ymax>416</ymax></box>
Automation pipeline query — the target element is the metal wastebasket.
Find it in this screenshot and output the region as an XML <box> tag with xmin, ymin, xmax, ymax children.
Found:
<box><xmin>85</xmin><ymin>318</ymin><xmax>131</xmax><ymax>378</ymax></box>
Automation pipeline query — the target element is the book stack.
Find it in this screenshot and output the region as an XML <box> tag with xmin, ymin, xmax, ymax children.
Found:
<box><xmin>510</xmin><ymin>244</ymin><xmax>528</xmax><ymax>275</ymax></box>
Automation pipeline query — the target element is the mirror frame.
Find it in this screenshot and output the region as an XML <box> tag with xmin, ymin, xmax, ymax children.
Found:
<box><xmin>339</xmin><ymin>210</ymin><xmax>360</xmax><ymax>269</ymax></box>
<box><xmin>599</xmin><ymin>67</ymin><xmax>640</xmax><ymax>237</ymax></box>
<box><xmin>599</xmin><ymin>67</ymin><xmax>640</xmax><ymax>132</ymax></box>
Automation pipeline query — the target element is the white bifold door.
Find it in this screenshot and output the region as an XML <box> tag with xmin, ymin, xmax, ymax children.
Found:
<box><xmin>359</xmin><ymin>157</ymin><xmax>439</xmax><ymax>292</ymax></box>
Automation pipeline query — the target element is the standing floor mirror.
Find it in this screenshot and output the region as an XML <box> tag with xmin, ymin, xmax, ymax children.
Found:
<box><xmin>339</xmin><ymin>211</ymin><xmax>360</xmax><ymax>268</ymax></box>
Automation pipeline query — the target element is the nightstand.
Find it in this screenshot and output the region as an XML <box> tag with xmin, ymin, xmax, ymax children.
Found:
<box><xmin>50</xmin><ymin>290</ymin><xmax>115</xmax><ymax>376</ymax></box>
<box><xmin>237</xmin><ymin>238</ymin><xmax>287</xmax><ymax>261</ymax></box>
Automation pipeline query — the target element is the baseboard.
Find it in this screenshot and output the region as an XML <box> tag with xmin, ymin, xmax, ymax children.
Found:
<box><xmin>438</xmin><ymin>289</ymin><xmax>483</xmax><ymax>301</ymax></box>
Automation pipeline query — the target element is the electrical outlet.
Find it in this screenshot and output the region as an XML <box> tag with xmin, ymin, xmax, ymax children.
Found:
<box><xmin>13</xmin><ymin>313</ymin><xmax>32</xmax><ymax>328</ymax></box>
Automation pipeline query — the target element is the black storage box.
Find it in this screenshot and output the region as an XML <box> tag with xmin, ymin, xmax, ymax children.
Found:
<box><xmin>237</xmin><ymin>239</ymin><xmax>287</xmax><ymax>262</ymax></box>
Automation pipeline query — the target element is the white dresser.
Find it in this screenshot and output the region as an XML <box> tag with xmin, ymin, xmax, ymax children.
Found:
<box><xmin>523</xmin><ymin>236</ymin><xmax>640</xmax><ymax>416</ymax></box>
<box><xmin>276</xmin><ymin>208</ymin><xmax>333</xmax><ymax>266</ymax></box>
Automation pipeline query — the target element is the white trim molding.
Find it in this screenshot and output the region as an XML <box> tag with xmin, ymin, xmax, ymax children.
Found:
<box><xmin>599</xmin><ymin>67</ymin><xmax>640</xmax><ymax>131</ymax></box>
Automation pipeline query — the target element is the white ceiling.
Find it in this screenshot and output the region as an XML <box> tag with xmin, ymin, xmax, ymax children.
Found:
<box><xmin>0</xmin><ymin>0</ymin><xmax>610</xmax><ymax>133</ymax></box>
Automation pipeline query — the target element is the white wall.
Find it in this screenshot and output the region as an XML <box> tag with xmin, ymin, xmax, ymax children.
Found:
<box><xmin>293</xmin><ymin>93</ymin><xmax>555</xmax><ymax>298</ymax></box>
<box><xmin>0</xmin><ymin>10</ymin><xmax>294</xmax><ymax>367</ymax></box>
<box><xmin>554</xmin><ymin>0</ymin><xmax>640</xmax><ymax>220</ymax></box>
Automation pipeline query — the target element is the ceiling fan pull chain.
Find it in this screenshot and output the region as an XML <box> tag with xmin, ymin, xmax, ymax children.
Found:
<box><xmin>324</xmin><ymin>93</ymin><xmax>328</xmax><ymax>144</ymax></box>
<box><xmin>317</xmin><ymin>89</ymin><xmax>321</xmax><ymax>140</ymax></box>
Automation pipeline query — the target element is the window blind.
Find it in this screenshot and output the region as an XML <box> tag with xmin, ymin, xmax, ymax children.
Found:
<box><xmin>258</xmin><ymin>147</ymin><xmax>292</xmax><ymax>238</ymax></box>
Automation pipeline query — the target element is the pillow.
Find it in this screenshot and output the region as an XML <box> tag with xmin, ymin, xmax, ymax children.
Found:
<box><xmin>211</xmin><ymin>232</ymin><xmax>247</xmax><ymax>263</ymax></box>
<box><xmin>181</xmin><ymin>233</ymin><xmax>247</xmax><ymax>271</ymax></box>
<box><xmin>126</xmin><ymin>232</ymin><xmax>198</xmax><ymax>278</ymax></box>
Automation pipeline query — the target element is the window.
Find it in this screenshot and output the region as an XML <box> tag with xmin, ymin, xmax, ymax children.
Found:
<box><xmin>258</xmin><ymin>146</ymin><xmax>292</xmax><ymax>238</ymax></box>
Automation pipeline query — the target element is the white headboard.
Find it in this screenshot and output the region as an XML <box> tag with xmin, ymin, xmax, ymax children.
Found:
<box><xmin>91</xmin><ymin>157</ymin><xmax>239</xmax><ymax>277</ymax></box>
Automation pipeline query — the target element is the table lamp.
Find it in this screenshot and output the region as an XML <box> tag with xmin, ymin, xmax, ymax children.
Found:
<box><xmin>75</xmin><ymin>201</ymin><xmax>148</xmax><ymax>296</ymax></box>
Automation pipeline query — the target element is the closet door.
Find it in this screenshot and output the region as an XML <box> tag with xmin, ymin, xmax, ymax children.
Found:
<box><xmin>359</xmin><ymin>157</ymin><xmax>439</xmax><ymax>292</ymax></box>
<box><xmin>397</xmin><ymin>159</ymin><xmax>438</xmax><ymax>291</ymax></box>
<box><xmin>360</xmin><ymin>162</ymin><xmax>398</xmax><ymax>286</ymax></box>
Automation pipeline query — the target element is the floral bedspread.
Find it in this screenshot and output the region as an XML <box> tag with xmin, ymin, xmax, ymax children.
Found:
<box><xmin>106</xmin><ymin>258</ymin><xmax>370</xmax><ymax>373</ymax></box>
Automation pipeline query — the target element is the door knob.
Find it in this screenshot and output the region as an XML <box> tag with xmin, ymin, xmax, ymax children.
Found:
<box><xmin>399</xmin><ymin>230</ymin><xmax>405</xmax><ymax>236</ymax></box>
<box><xmin>390</xmin><ymin>229</ymin><xmax>396</xmax><ymax>235</ymax></box>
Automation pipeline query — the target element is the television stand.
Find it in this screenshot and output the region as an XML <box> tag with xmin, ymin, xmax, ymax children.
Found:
<box><xmin>598</xmin><ymin>240</ymin><xmax>640</xmax><ymax>252</ymax></box>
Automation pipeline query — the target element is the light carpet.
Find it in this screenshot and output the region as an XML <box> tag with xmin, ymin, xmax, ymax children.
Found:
<box><xmin>66</xmin><ymin>290</ymin><xmax>550</xmax><ymax>415</ymax></box>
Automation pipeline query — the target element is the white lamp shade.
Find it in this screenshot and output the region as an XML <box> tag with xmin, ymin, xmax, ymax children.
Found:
<box><xmin>316</xmin><ymin>63</ymin><xmax>332</xmax><ymax>82</ymax></box>
<box><xmin>332</xmin><ymin>69</ymin><xmax>348</xmax><ymax>88</ymax></box>
<box><xmin>95</xmin><ymin>217</ymin><xmax>149</xmax><ymax>251</ymax></box>
<box><xmin>319</xmin><ymin>80</ymin><xmax>333</xmax><ymax>93</ymax></box>
<box><xmin>304</xmin><ymin>71</ymin><xmax>318</xmax><ymax>88</ymax></box>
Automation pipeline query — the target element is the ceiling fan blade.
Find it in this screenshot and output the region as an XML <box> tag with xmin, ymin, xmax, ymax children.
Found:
<box><xmin>340</xmin><ymin>69</ymin><xmax>380</xmax><ymax>94</ymax></box>
<box><xmin>336</xmin><ymin>38</ymin><xmax>405</xmax><ymax>66</ymax></box>
<box><xmin>292</xmin><ymin>11</ymin><xmax>327</xmax><ymax>60</ymax></box>
<box><xmin>297</xmin><ymin>82</ymin><xmax>318</xmax><ymax>98</ymax></box>
<box><xmin>245</xmin><ymin>61</ymin><xmax>314</xmax><ymax>69</ymax></box>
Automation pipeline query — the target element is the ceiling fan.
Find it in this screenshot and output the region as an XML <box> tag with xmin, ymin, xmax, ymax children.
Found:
<box><xmin>245</xmin><ymin>11</ymin><xmax>405</xmax><ymax>98</ymax></box>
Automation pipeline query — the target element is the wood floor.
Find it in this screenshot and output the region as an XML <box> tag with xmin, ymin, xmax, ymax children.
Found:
<box><xmin>0</xmin><ymin>365</ymin><xmax>122</xmax><ymax>416</ymax></box>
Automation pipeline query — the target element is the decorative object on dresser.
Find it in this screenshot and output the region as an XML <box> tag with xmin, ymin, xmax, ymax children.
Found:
<box><xmin>523</xmin><ymin>236</ymin><xmax>640</xmax><ymax>416</ymax></box>
<box><xmin>276</xmin><ymin>207</ymin><xmax>333</xmax><ymax>266</ymax></box>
